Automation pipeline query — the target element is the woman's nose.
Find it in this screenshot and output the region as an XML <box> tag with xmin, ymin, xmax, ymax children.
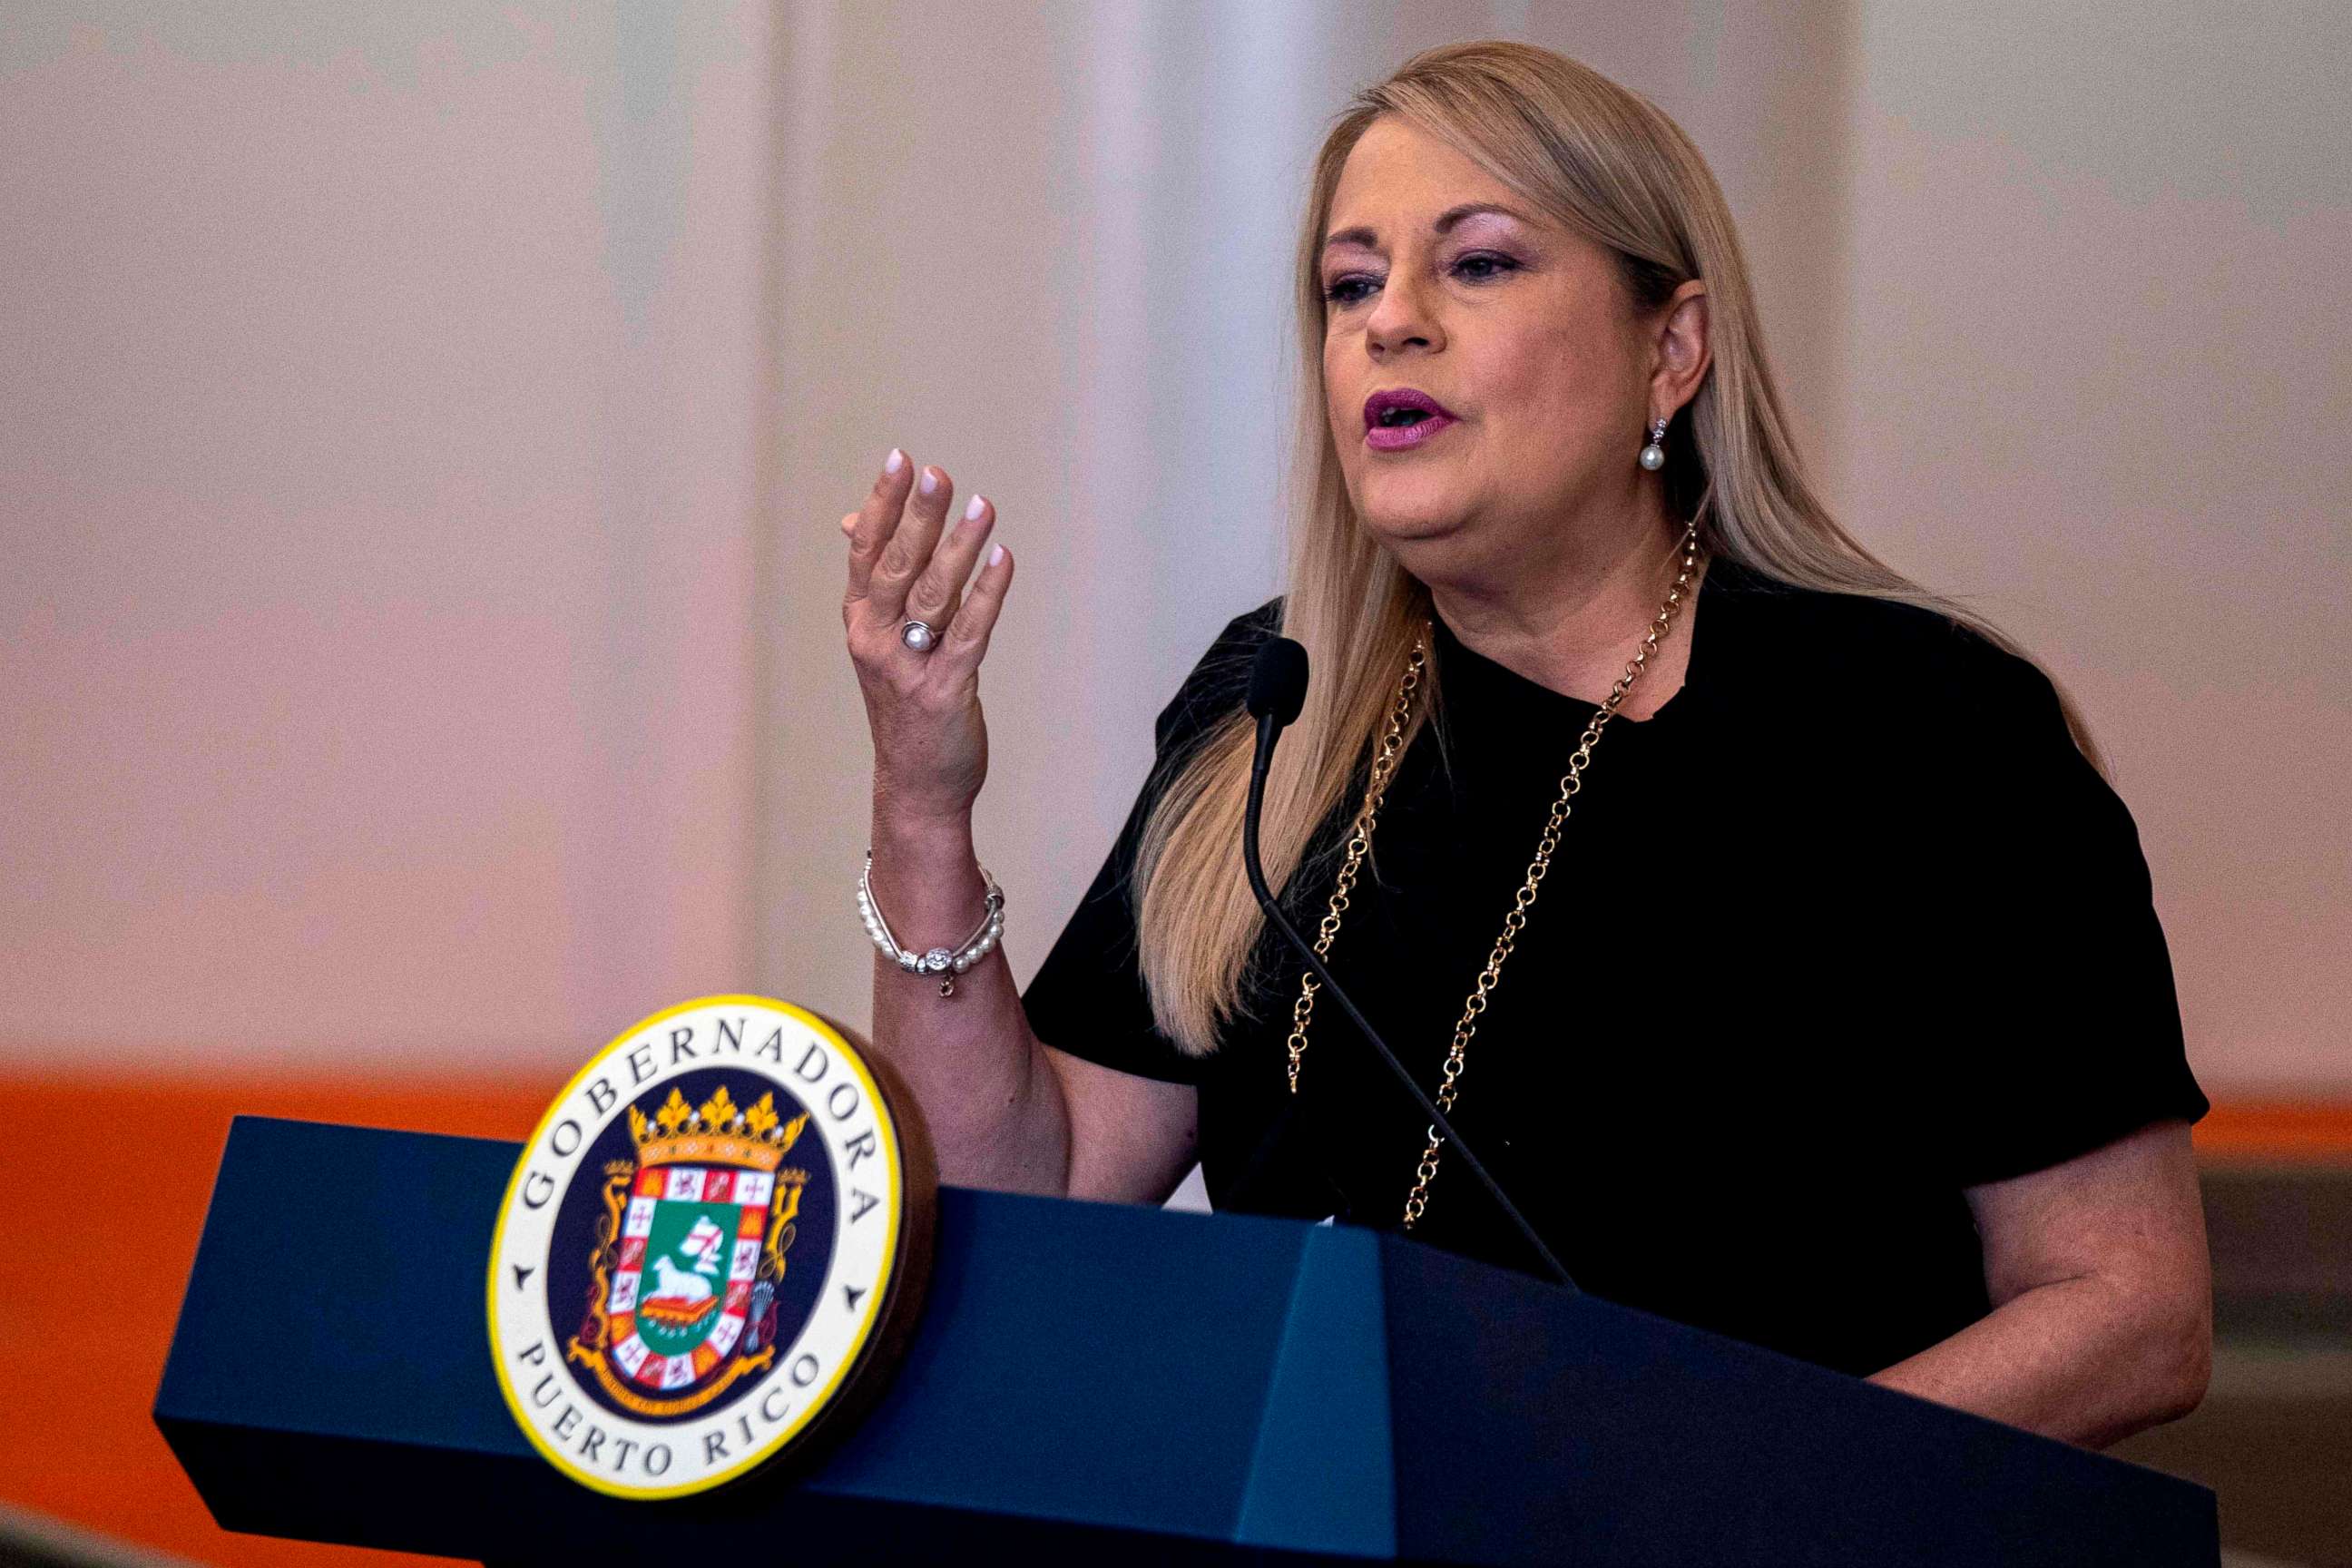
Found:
<box><xmin>1366</xmin><ymin>271</ymin><xmax>1441</xmax><ymax>357</ymax></box>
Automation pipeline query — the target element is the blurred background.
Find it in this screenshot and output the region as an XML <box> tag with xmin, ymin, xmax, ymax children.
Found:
<box><xmin>2</xmin><ymin>2</ymin><xmax>2345</xmax><ymax>1563</ymax></box>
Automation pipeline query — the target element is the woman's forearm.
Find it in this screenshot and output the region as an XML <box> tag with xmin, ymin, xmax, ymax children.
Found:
<box><xmin>1867</xmin><ymin>1273</ymin><xmax>2210</xmax><ymax>1449</ymax></box>
<box><xmin>865</xmin><ymin>801</ymin><xmax>1072</xmax><ymax>1196</ymax></box>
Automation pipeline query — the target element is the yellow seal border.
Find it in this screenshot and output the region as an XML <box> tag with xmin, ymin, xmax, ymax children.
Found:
<box><xmin>485</xmin><ymin>994</ymin><xmax>907</xmax><ymax>1500</ymax></box>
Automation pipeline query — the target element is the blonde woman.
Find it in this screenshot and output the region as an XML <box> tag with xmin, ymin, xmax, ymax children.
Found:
<box><xmin>838</xmin><ymin>41</ymin><xmax>2210</xmax><ymax>1450</ymax></box>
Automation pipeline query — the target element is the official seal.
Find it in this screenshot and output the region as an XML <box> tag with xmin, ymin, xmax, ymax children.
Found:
<box><xmin>487</xmin><ymin>995</ymin><xmax>934</xmax><ymax>1498</ymax></box>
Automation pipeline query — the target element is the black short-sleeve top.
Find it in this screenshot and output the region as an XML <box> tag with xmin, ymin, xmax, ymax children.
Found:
<box><xmin>1022</xmin><ymin>559</ymin><xmax>2208</xmax><ymax>1377</ymax></box>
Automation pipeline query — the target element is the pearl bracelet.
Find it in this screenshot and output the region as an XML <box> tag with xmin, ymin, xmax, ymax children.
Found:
<box><xmin>857</xmin><ymin>849</ymin><xmax>1004</xmax><ymax>997</ymax></box>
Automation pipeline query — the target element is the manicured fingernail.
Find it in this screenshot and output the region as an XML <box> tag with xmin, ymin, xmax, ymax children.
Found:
<box><xmin>919</xmin><ymin>468</ymin><xmax>940</xmax><ymax>496</ymax></box>
<box><xmin>884</xmin><ymin>447</ymin><xmax>905</xmax><ymax>475</ymax></box>
<box><xmin>840</xmin><ymin>514</ymin><xmax>856</xmax><ymax>534</ymax></box>
<box><xmin>987</xmin><ymin>543</ymin><xmax>1005</xmax><ymax>566</ymax></box>
<box><xmin>964</xmin><ymin>495</ymin><xmax>987</xmax><ymax>523</ymax></box>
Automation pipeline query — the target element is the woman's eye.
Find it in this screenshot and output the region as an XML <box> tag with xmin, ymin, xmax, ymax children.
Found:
<box><xmin>1453</xmin><ymin>252</ymin><xmax>1516</xmax><ymax>282</ymax></box>
<box><xmin>1323</xmin><ymin>254</ymin><xmax>1517</xmax><ymax>308</ymax></box>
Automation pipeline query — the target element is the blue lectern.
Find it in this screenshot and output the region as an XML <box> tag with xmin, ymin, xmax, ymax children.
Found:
<box><xmin>154</xmin><ymin>1117</ymin><xmax>2217</xmax><ymax>1565</ymax></box>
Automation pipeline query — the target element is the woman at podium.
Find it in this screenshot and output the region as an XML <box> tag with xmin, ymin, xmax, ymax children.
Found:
<box><xmin>837</xmin><ymin>41</ymin><xmax>2211</xmax><ymax>1451</ymax></box>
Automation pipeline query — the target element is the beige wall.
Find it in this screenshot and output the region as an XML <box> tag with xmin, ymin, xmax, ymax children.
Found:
<box><xmin>4</xmin><ymin>3</ymin><xmax>2344</xmax><ymax>1095</ymax></box>
<box><xmin>1834</xmin><ymin>2</ymin><xmax>2352</xmax><ymax>1093</ymax></box>
<box><xmin>1</xmin><ymin>5</ymin><xmax>775</xmax><ymax>1072</ymax></box>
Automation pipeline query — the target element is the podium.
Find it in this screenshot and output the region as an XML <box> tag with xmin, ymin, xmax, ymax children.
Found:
<box><xmin>155</xmin><ymin>1117</ymin><xmax>2217</xmax><ymax>1565</ymax></box>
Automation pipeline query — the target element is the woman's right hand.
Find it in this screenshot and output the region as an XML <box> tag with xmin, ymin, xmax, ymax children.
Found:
<box><xmin>841</xmin><ymin>450</ymin><xmax>1014</xmax><ymax>823</ymax></box>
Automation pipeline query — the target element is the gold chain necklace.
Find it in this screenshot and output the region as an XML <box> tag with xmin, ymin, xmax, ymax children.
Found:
<box><xmin>1282</xmin><ymin>526</ymin><xmax>1700</xmax><ymax>1230</ymax></box>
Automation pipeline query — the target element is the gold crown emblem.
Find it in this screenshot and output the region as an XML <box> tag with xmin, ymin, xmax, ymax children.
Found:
<box><xmin>627</xmin><ymin>1084</ymin><xmax>808</xmax><ymax>1173</ymax></box>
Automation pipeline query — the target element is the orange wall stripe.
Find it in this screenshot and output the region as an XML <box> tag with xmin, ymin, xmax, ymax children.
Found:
<box><xmin>0</xmin><ymin>1074</ymin><xmax>549</xmax><ymax>1566</ymax></box>
<box><xmin>0</xmin><ymin>1074</ymin><xmax>2345</xmax><ymax>1564</ymax></box>
<box><xmin>2191</xmin><ymin>1099</ymin><xmax>2352</xmax><ymax>1166</ymax></box>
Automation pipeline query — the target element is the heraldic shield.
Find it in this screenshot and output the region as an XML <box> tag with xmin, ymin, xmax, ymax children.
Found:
<box><xmin>565</xmin><ymin>1082</ymin><xmax>813</xmax><ymax>1418</ymax></box>
<box><xmin>493</xmin><ymin>996</ymin><xmax>927</xmax><ymax>1497</ymax></box>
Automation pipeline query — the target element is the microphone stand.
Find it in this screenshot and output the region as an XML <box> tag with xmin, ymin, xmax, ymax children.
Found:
<box><xmin>1245</xmin><ymin>712</ymin><xmax>1577</xmax><ymax>1291</ymax></box>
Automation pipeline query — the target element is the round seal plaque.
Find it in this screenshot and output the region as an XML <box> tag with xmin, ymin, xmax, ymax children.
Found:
<box><xmin>487</xmin><ymin>995</ymin><xmax>935</xmax><ymax>1498</ymax></box>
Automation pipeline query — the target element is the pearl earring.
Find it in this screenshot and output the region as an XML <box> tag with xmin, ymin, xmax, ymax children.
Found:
<box><xmin>1638</xmin><ymin>416</ymin><xmax>1668</xmax><ymax>472</ymax></box>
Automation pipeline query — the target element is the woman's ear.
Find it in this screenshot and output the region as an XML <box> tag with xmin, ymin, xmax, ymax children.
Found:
<box><xmin>1649</xmin><ymin>280</ymin><xmax>1710</xmax><ymax>418</ymax></box>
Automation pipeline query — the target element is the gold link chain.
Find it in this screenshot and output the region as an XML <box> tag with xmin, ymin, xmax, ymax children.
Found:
<box><xmin>1284</xmin><ymin>643</ymin><xmax>1424</xmax><ymax>1093</ymax></box>
<box><xmin>1280</xmin><ymin>526</ymin><xmax>1700</xmax><ymax>1230</ymax></box>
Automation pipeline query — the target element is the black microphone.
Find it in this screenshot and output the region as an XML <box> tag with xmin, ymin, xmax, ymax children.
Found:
<box><xmin>1240</xmin><ymin>637</ymin><xmax>1577</xmax><ymax>1289</ymax></box>
<box><xmin>1217</xmin><ymin>635</ymin><xmax>1341</xmax><ymax>1217</ymax></box>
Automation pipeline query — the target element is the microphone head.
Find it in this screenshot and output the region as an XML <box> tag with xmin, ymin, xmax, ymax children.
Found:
<box><xmin>1246</xmin><ymin>637</ymin><xmax>1310</xmax><ymax>727</ymax></box>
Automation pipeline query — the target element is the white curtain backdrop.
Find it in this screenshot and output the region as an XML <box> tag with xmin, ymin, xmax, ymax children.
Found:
<box><xmin>753</xmin><ymin>0</ymin><xmax>1862</xmax><ymax>1047</ymax></box>
<box><xmin>757</xmin><ymin>0</ymin><xmax>2352</xmax><ymax>1099</ymax></box>
<box><xmin>3</xmin><ymin>2</ymin><xmax>2343</xmax><ymax>1099</ymax></box>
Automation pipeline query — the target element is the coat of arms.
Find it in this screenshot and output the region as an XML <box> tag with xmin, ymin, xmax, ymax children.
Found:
<box><xmin>564</xmin><ymin>1083</ymin><xmax>811</xmax><ymax>1416</ymax></box>
<box><xmin>487</xmin><ymin>996</ymin><xmax>933</xmax><ymax>1498</ymax></box>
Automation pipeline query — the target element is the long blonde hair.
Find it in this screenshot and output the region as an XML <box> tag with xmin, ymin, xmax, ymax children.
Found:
<box><xmin>1132</xmin><ymin>40</ymin><xmax>2091</xmax><ymax>1058</ymax></box>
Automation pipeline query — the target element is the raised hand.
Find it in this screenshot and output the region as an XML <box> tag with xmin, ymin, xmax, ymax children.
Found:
<box><xmin>841</xmin><ymin>450</ymin><xmax>1014</xmax><ymax>824</ymax></box>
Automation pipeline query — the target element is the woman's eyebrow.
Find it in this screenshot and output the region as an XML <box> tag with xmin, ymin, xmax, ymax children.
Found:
<box><xmin>1322</xmin><ymin>201</ymin><xmax>1533</xmax><ymax>252</ymax></box>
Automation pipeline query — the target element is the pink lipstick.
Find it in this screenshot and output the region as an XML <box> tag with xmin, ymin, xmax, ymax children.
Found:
<box><xmin>1363</xmin><ymin>387</ymin><xmax>1459</xmax><ymax>452</ymax></box>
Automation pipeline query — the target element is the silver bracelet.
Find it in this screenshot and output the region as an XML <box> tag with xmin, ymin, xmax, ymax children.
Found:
<box><xmin>858</xmin><ymin>848</ymin><xmax>1004</xmax><ymax>996</ymax></box>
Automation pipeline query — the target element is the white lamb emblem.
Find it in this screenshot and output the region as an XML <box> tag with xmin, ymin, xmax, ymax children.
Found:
<box><xmin>645</xmin><ymin>1216</ymin><xmax>727</xmax><ymax>1305</ymax></box>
